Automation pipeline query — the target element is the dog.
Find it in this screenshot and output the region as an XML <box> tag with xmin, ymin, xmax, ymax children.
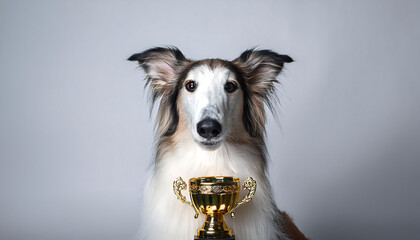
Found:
<box><xmin>128</xmin><ymin>47</ymin><xmax>307</xmax><ymax>240</ymax></box>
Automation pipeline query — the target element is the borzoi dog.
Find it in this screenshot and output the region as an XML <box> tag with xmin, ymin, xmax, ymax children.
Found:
<box><xmin>129</xmin><ymin>47</ymin><xmax>307</xmax><ymax>240</ymax></box>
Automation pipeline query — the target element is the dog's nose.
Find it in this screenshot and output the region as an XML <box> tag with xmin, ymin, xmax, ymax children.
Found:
<box><xmin>197</xmin><ymin>119</ymin><xmax>222</xmax><ymax>140</ymax></box>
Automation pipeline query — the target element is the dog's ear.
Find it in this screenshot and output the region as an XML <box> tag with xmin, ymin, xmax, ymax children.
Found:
<box><xmin>128</xmin><ymin>47</ymin><xmax>187</xmax><ymax>136</ymax></box>
<box><xmin>233</xmin><ymin>49</ymin><xmax>293</xmax><ymax>97</ymax></box>
<box><xmin>233</xmin><ymin>49</ymin><xmax>293</xmax><ymax>138</ymax></box>
<box><xmin>128</xmin><ymin>47</ymin><xmax>187</xmax><ymax>100</ymax></box>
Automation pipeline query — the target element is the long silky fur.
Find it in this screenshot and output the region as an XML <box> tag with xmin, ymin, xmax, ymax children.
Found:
<box><xmin>129</xmin><ymin>47</ymin><xmax>294</xmax><ymax>240</ymax></box>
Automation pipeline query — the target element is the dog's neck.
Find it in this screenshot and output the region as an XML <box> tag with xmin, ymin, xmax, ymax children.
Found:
<box><xmin>154</xmin><ymin>128</ymin><xmax>265</xmax><ymax>179</ymax></box>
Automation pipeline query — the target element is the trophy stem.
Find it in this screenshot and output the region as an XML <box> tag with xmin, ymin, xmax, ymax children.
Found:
<box><xmin>197</xmin><ymin>213</ymin><xmax>232</xmax><ymax>238</ymax></box>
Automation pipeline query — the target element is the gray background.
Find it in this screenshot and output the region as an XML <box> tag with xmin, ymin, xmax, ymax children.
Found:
<box><xmin>1</xmin><ymin>0</ymin><xmax>419</xmax><ymax>239</ymax></box>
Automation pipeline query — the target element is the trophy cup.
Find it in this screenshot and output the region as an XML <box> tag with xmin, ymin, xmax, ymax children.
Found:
<box><xmin>173</xmin><ymin>176</ymin><xmax>257</xmax><ymax>239</ymax></box>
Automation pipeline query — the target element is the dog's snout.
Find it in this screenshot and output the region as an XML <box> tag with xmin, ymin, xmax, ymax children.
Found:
<box><xmin>197</xmin><ymin>119</ymin><xmax>222</xmax><ymax>140</ymax></box>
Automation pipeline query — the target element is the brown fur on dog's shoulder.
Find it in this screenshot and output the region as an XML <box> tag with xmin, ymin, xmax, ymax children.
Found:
<box><xmin>279</xmin><ymin>211</ymin><xmax>309</xmax><ymax>240</ymax></box>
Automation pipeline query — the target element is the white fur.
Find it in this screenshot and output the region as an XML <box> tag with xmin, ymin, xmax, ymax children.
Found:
<box><xmin>139</xmin><ymin>135</ymin><xmax>285</xmax><ymax>240</ymax></box>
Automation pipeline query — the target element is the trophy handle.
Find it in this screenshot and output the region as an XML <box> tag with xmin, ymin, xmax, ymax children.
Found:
<box><xmin>230</xmin><ymin>177</ymin><xmax>257</xmax><ymax>218</ymax></box>
<box><xmin>173</xmin><ymin>177</ymin><xmax>200</xmax><ymax>218</ymax></box>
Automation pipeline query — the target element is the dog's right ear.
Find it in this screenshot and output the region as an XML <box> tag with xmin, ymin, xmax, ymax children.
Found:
<box><xmin>128</xmin><ymin>47</ymin><xmax>187</xmax><ymax>100</ymax></box>
<box><xmin>129</xmin><ymin>47</ymin><xmax>188</xmax><ymax>137</ymax></box>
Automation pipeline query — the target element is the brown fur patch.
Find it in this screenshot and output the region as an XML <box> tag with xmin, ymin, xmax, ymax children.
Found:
<box><xmin>279</xmin><ymin>211</ymin><xmax>309</xmax><ymax>240</ymax></box>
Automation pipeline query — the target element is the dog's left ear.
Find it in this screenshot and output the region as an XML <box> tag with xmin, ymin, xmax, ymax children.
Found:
<box><xmin>233</xmin><ymin>49</ymin><xmax>293</xmax><ymax>138</ymax></box>
<box><xmin>233</xmin><ymin>49</ymin><xmax>293</xmax><ymax>97</ymax></box>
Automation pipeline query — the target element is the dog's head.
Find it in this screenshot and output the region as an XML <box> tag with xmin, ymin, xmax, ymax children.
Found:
<box><xmin>129</xmin><ymin>47</ymin><xmax>292</xmax><ymax>150</ymax></box>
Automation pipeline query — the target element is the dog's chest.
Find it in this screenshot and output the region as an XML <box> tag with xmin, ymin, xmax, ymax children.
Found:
<box><xmin>140</xmin><ymin>143</ymin><xmax>282</xmax><ymax>240</ymax></box>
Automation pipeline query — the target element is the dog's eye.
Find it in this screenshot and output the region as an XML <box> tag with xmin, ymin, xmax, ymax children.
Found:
<box><xmin>185</xmin><ymin>80</ymin><xmax>197</xmax><ymax>92</ymax></box>
<box><xmin>224</xmin><ymin>81</ymin><xmax>237</xmax><ymax>93</ymax></box>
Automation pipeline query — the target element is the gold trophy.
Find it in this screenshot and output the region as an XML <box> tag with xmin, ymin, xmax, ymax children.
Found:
<box><xmin>173</xmin><ymin>176</ymin><xmax>257</xmax><ymax>239</ymax></box>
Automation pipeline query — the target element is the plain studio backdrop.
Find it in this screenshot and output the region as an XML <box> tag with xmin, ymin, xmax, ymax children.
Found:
<box><xmin>1</xmin><ymin>0</ymin><xmax>419</xmax><ymax>239</ymax></box>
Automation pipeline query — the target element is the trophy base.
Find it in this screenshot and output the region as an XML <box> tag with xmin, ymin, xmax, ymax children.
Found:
<box><xmin>194</xmin><ymin>236</ymin><xmax>235</xmax><ymax>240</ymax></box>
